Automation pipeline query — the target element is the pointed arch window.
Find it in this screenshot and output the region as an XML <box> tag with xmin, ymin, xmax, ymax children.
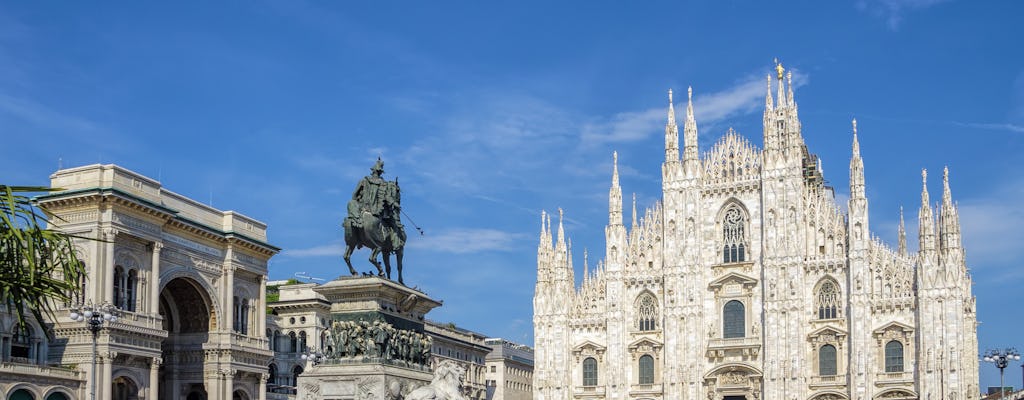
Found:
<box><xmin>636</xmin><ymin>293</ymin><xmax>659</xmax><ymax>331</ymax></box>
<box><xmin>638</xmin><ymin>355</ymin><xmax>654</xmax><ymax>384</ymax></box>
<box><xmin>722</xmin><ymin>206</ymin><xmax>747</xmax><ymax>263</ymax></box>
<box><xmin>819</xmin><ymin>344</ymin><xmax>837</xmax><ymax>376</ymax></box>
<box><xmin>582</xmin><ymin>357</ymin><xmax>598</xmax><ymax>386</ymax></box>
<box><xmin>885</xmin><ymin>340</ymin><xmax>904</xmax><ymax>372</ymax></box>
<box><xmin>723</xmin><ymin>300</ymin><xmax>745</xmax><ymax>338</ymax></box>
<box><xmin>816</xmin><ymin>280</ymin><xmax>840</xmax><ymax>319</ymax></box>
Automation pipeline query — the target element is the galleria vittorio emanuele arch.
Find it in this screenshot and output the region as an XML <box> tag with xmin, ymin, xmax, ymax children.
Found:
<box><xmin>533</xmin><ymin>65</ymin><xmax>979</xmax><ymax>400</ymax></box>
<box><xmin>10</xmin><ymin>164</ymin><xmax>279</xmax><ymax>400</ymax></box>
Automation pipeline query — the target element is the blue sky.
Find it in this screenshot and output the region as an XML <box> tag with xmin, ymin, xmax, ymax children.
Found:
<box><xmin>2</xmin><ymin>1</ymin><xmax>1023</xmax><ymax>388</ymax></box>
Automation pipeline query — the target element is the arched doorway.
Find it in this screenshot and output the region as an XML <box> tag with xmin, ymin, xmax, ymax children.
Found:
<box><xmin>44</xmin><ymin>393</ymin><xmax>69</xmax><ymax>400</ymax></box>
<box><xmin>8</xmin><ymin>389</ymin><xmax>34</xmax><ymax>400</ymax></box>
<box><xmin>232</xmin><ymin>390</ymin><xmax>250</xmax><ymax>400</ymax></box>
<box><xmin>112</xmin><ymin>376</ymin><xmax>140</xmax><ymax>400</ymax></box>
<box><xmin>159</xmin><ymin>277</ymin><xmax>216</xmax><ymax>400</ymax></box>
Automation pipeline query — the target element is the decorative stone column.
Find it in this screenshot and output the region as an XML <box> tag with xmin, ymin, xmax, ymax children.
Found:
<box><xmin>259</xmin><ymin>373</ymin><xmax>268</xmax><ymax>400</ymax></box>
<box><xmin>102</xmin><ymin>228</ymin><xmax>118</xmax><ymax>304</ymax></box>
<box><xmin>149</xmin><ymin>242</ymin><xmax>163</xmax><ymax>315</ymax></box>
<box><xmin>149</xmin><ymin>357</ymin><xmax>161</xmax><ymax>400</ymax></box>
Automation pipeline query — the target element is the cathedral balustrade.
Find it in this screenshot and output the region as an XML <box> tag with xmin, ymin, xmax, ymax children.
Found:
<box><xmin>809</xmin><ymin>374</ymin><xmax>848</xmax><ymax>388</ymax></box>
<box><xmin>874</xmin><ymin>371</ymin><xmax>912</xmax><ymax>385</ymax></box>
<box><xmin>573</xmin><ymin>385</ymin><xmax>606</xmax><ymax>397</ymax></box>
<box><xmin>707</xmin><ymin>336</ymin><xmax>761</xmax><ymax>350</ymax></box>
<box><xmin>629</xmin><ymin>383</ymin><xmax>663</xmax><ymax>395</ymax></box>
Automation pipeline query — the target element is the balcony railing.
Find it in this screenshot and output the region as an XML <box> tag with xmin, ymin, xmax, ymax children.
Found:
<box><xmin>0</xmin><ymin>361</ymin><xmax>83</xmax><ymax>380</ymax></box>
<box><xmin>809</xmin><ymin>374</ymin><xmax>848</xmax><ymax>387</ymax></box>
<box><xmin>629</xmin><ymin>383</ymin><xmax>663</xmax><ymax>394</ymax></box>
<box><xmin>573</xmin><ymin>385</ymin><xmax>606</xmax><ymax>397</ymax></box>
<box><xmin>875</xmin><ymin>371</ymin><xmax>912</xmax><ymax>384</ymax></box>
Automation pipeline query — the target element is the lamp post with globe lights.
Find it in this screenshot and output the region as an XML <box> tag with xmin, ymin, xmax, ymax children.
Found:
<box><xmin>983</xmin><ymin>348</ymin><xmax>1021</xmax><ymax>399</ymax></box>
<box><xmin>69</xmin><ymin>302</ymin><xmax>119</xmax><ymax>400</ymax></box>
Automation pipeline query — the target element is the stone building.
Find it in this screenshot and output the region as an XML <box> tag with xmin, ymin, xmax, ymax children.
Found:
<box><xmin>533</xmin><ymin>66</ymin><xmax>979</xmax><ymax>400</ymax></box>
<box><xmin>484</xmin><ymin>338</ymin><xmax>534</xmax><ymax>400</ymax></box>
<box><xmin>22</xmin><ymin>164</ymin><xmax>279</xmax><ymax>400</ymax></box>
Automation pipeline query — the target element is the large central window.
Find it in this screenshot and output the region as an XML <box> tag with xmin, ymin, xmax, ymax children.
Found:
<box><xmin>722</xmin><ymin>206</ymin><xmax>747</xmax><ymax>263</ymax></box>
<box><xmin>816</xmin><ymin>280</ymin><xmax>840</xmax><ymax>319</ymax></box>
<box><xmin>638</xmin><ymin>355</ymin><xmax>654</xmax><ymax>384</ymax></box>
<box><xmin>885</xmin><ymin>340</ymin><xmax>904</xmax><ymax>372</ymax></box>
<box><xmin>636</xmin><ymin>293</ymin><xmax>658</xmax><ymax>331</ymax></box>
<box><xmin>723</xmin><ymin>300</ymin><xmax>745</xmax><ymax>338</ymax></box>
<box><xmin>582</xmin><ymin>357</ymin><xmax>598</xmax><ymax>386</ymax></box>
<box><xmin>819</xmin><ymin>344</ymin><xmax>837</xmax><ymax>376</ymax></box>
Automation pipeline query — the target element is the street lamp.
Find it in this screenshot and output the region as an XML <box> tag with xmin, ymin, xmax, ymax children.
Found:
<box><xmin>300</xmin><ymin>350</ymin><xmax>327</xmax><ymax>366</ymax></box>
<box><xmin>69</xmin><ymin>302</ymin><xmax>119</xmax><ymax>400</ymax></box>
<box><xmin>983</xmin><ymin>348</ymin><xmax>1021</xmax><ymax>399</ymax></box>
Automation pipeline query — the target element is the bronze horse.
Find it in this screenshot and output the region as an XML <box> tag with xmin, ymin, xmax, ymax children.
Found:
<box><xmin>343</xmin><ymin>211</ymin><xmax>406</xmax><ymax>285</ymax></box>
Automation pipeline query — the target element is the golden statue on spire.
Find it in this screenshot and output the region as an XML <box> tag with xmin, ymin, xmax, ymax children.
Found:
<box><xmin>775</xmin><ymin>58</ymin><xmax>785</xmax><ymax>80</ymax></box>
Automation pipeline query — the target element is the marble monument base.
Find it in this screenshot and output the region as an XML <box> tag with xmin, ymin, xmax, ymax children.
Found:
<box><xmin>296</xmin><ymin>275</ymin><xmax>443</xmax><ymax>399</ymax></box>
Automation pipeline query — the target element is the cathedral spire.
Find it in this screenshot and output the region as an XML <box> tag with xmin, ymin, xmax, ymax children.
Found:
<box><xmin>786</xmin><ymin>71</ymin><xmax>795</xmax><ymax>107</ymax></box>
<box><xmin>919</xmin><ymin>169</ymin><xmax>938</xmax><ymax>269</ymax></box>
<box><xmin>765</xmin><ymin>74</ymin><xmax>774</xmax><ymax>110</ymax></box>
<box><xmin>609</xmin><ymin>152</ymin><xmax>623</xmax><ymax>226</ymax></box>
<box><xmin>775</xmin><ymin>60</ymin><xmax>786</xmax><ymax>108</ymax></box>
<box><xmin>939</xmin><ymin>166</ymin><xmax>963</xmax><ymax>266</ymax></box>
<box><xmin>850</xmin><ymin>119</ymin><xmax>865</xmax><ymax>199</ymax></box>
<box><xmin>664</xmin><ymin>89</ymin><xmax>679</xmax><ymax>163</ymax></box>
<box><xmin>898</xmin><ymin>206</ymin><xmax>907</xmax><ymax>256</ymax></box>
<box><xmin>683</xmin><ymin>86</ymin><xmax>699</xmax><ymax>168</ymax></box>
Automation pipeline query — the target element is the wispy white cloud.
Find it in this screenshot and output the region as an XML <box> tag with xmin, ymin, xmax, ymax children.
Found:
<box><xmin>956</xmin><ymin>181</ymin><xmax>1024</xmax><ymax>281</ymax></box>
<box><xmin>953</xmin><ymin>122</ymin><xmax>1024</xmax><ymax>134</ymax></box>
<box><xmin>281</xmin><ymin>242</ymin><xmax>345</xmax><ymax>258</ymax></box>
<box><xmin>407</xmin><ymin>228</ymin><xmax>527</xmax><ymax>254</ymax></box>
<box><xmin>0</xmin><ymin>93</ymin><xmax>100</xmax><ymax>132</ymax></box>
<box><xmin>580</xmin><ymin>71</ymin><xmax>809</xmax><ymax>146</ymax></box>
<box><xmin>856</xmin><ymin>0</ymin><xmax>951</xmax><ymax>30</ymax></box>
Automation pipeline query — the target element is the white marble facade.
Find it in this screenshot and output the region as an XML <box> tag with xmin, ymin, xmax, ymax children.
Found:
<box><xmin>533</xmin><ymin>68</ymin><xmax>979</xmax><ymax>400</ymax></box>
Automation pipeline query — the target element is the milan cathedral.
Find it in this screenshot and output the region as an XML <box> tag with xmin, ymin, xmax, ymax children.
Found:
<box><xmin>533</xmin><ymin>65</ymin><xmax>979</xmax><ymax>400</ymax></box>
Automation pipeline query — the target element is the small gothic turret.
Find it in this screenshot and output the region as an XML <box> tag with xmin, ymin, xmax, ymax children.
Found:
<box><xmin>606</xmin><ymin>152</ymin><xmax>627</xmax><ymax>269</ymax></box>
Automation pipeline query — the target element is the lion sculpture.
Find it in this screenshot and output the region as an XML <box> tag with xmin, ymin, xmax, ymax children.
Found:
<box><xmin>404</xmin><ymin>360</ymin><xmax>468</xmax><ymax>400</ymax></box>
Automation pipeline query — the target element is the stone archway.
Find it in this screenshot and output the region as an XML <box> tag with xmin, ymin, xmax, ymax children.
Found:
<box><xmin>159</xmin><ymin>277</ymin><xmax>216</xmax><ymax>399</ymax></box>
<box><xmin>112</xmin><ymin>376</ymin><xmax>140</xmax><ymax>400</ymax></box>
<box><xmin>703</xmin><ymin>364</ymin><xmax>763</xmax><ymax>400</ymax></box>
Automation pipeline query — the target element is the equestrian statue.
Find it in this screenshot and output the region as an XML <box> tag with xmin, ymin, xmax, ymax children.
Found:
<box><xmin>343</xmin><ymin>158</ymin><xmax>407</xmax><ymax>284</ymax></box>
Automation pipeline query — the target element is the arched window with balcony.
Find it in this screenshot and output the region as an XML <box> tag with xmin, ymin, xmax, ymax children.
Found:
<box><xmin>635</xmin><ymin>292</ymin><xmax>658</xmax><ymax>331</ymax></box>
<box><xmin>885</xmin><ymin>340</ymin><xmax>904</xmax><ymax>372</ymax></box>
<box><xmin>582</xmin><ymin>357</ymin><xmax>598</xmax><ymax>386</ymax></box>
<box><xmin>721</xmin><ymin>205</ymin><xmax>747</xmax><ymax>263</ymax></box>
<box><xmin>638</xmin><ymin>355</ymin><xmax>654</xmax><ymax>384</ymax></box>
<box><xmin>723</xmin><ymin>300</ymin><xmax>745</xmax><ymax>338</ymax></box>
<box><xmin>819</xmin><ymin>344</ymin><xmax>837</xmax><ymax>376</ymax></box>
<box><xmin>815</xmin><ymin>278</ymin><xmax>840</xmax><ymax>319</ymax></box>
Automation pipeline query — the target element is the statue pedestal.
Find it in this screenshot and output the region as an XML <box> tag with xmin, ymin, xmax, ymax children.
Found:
<box><xmin>296</xmin><ymin>276</ymin><xmax>443</xmax><ymax>399</ymax></box>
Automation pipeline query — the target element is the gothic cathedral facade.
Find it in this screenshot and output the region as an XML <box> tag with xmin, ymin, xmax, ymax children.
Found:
<box><xmin>533</xmin><ymin>68</ymin><xmax>979</xmax><ymax>400</ymax></box>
